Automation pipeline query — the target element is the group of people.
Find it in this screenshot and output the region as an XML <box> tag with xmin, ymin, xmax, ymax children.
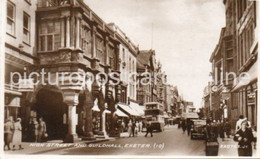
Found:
<box><xmin>207</xmin><ymin>119</ymin><xmax>231</xmax><ymax>141</ymax></box>
<box><xmin>205</xmin><ymin>119</ymin><xmax>232</xmax><ymax>142</ymax></box>
<box><xmin>205</xmin><ymin>115</ymin><xmax>257</xmax><ymax>157</ymax></box>
<box><xmin>4</xmin><ymin>116</ymin><xmax>47</xmax><ymax>151</ymax></box>
<box><xmin>4</xmin><ymin>117</ymin><xmax>23</xmax><ymax>151</ymax></box>
<box><xmin>127</xmin><ymin>120</ymin><xmax>144</xmax><ymax>137</ymax></box>
<box><xmin>125</xmin><ymin>120</ymin><xmax>153</xmax><ymax>138</ymax></box>
<box><xmin>27</xmin><ymin>117</ymin><xmax>47</xmax><ymax>143</ymax></box>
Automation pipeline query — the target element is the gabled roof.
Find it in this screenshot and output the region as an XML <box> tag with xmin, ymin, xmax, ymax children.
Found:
<box><xmin>137</xmin><ymin>58</ymin><xmax>145</xmax><ymax>69</ymax></box>
<box><xmin>137</xmin><ymin>50</ymin><xmax>155</xmax><ymax>69</ymax></box>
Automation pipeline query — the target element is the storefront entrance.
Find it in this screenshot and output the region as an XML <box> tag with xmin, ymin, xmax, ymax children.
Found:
<box><xmin>35</xmin><ymin>88</ymin><xmax>67</xmax><ymax>140</ymax></box>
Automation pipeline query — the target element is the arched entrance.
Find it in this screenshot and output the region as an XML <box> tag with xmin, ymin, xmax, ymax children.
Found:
<box><xmin>35</xmin><ymin>87</ymin><xmax>68</xmax><ymax>140</ymax></box>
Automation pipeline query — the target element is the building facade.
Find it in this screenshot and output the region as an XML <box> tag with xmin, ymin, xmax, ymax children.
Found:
<box><xmin>136</xmin><ymin>50</ymin><xmax>157</xmax><ymax>105</ymax></box>
<box><xmin>5</xmin><ymin>0</ymin><xmax>37</xmax><ymax>133</ymax></box>
<box><xmin>5</xmin><ymin>0</ymin><xmax>124</xmax><ymax>142</ymax></box>
<box><xmin>208</xmin><ymin>0</ymin><xmax>258</xmax><ymax>132</ymax></box>
<box><xmin>107</xmin><ymin>23</ymin><xmax>138</xmax><ymax>103</ymax></box>
<box><xmin>231</xmin><ymin>0</ymin><xmax>258</xmax><ymax>129</ymax></box>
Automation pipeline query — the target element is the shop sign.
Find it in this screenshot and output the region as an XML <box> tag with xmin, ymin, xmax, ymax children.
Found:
<box><xmin>248</xmin><ymin>92</ymin><xmax>256</xmax><ymax>105</ymax></box>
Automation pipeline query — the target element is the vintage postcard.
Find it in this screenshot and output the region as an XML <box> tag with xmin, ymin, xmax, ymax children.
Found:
<box><xmin>0</xmin><ymin>0</ymin><xmax>259</xmax><ymax>158</ymax></box>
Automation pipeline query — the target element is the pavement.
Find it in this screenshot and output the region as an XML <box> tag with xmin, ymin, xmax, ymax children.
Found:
<box><xmin>218</xmin><ymin>135</ymin><xmax>257</xmax><ymax>157</ymax></box>
<box><xmin>3</xmin><ymin>125</ymin><xmax>257</xmax><ymax>157</ymax></box>
<box><xmin>4</xmin><ymin>138</ymin><xmax>111</xmax><ymax>155</ymax></box>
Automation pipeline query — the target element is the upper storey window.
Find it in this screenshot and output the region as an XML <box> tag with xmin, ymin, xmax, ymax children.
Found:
<box><xmin>6</xmin><ymin>1</ymin><xmax>15</xmax><ymax>36</ymax></box>
<box><xmin>39</xmin><ymin>21</ymin><xmax>61</xmax><ymax>51</ymax></box>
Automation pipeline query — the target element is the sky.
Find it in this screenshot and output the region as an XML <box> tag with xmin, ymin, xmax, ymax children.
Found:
<box><xmin>84</xmin><ymin>0</ymin><xmax>226</xmax><ymax>108</ymax></box>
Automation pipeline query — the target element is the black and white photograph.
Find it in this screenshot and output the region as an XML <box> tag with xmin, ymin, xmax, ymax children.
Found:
<box><xmin>0</xmin><ymin>0</ymin><xmax>259</xmax><ymax>158</ymax></box>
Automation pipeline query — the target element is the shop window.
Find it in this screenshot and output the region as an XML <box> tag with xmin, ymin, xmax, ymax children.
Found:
<box><xmin>6</xmin><ymin>0</ymin><xmax>15</xmax><ymax>36</ymax></box>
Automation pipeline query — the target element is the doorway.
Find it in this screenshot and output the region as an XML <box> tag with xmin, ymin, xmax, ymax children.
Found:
<box><xmin>35</xmin><ymin>88</ymin><xmax>67</xmax><ymax>140</ymax></box>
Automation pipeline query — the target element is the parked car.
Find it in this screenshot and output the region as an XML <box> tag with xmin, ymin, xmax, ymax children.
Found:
<box><xmin>151</xmin><ymin>121</ymin><xmax>164</xmax><ymax>132</ymax></box>
<box><xmin>190</xmin><ymin>119</ymin><xmax>206</xmax><ymax>140</ymax></box>
<box><xmin>173</xmin><ymin>117</ymin><xmax>181</xmax><ymax>125</ymax></box>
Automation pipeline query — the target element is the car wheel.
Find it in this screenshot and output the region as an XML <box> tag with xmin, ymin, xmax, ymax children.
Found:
<box><xmin>191</xmin><ymin>134</ymin><xmax>194</xmax><ymax>140</ymax></box>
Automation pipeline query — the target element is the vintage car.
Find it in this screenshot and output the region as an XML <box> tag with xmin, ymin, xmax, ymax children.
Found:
<box><xmin>190</xmin><ymin>119</ymin><xmax>207</xmax><ymax>140</ymax></box>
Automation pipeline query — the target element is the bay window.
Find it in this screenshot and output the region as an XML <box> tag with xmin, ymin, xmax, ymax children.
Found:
<box><xmin>39</xmin><ymin>20</ymin><xmax>61</xmax><ymax>51</ymax></box>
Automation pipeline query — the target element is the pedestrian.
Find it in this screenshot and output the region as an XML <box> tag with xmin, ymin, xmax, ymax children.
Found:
<box><xmin>37</xmin><ymin>117</ymin><xmax>47</xmax><ymax>142</ymax></box>
<box><xmin>139</xmin><ymin>121</ymin><xmax>143</xmax><ymax>132</ymax></box>
<box><xmin>187</xmin><ymin>120</ymin><xmax>192</xmax><ymax>136</ymax></box>
<box><xmin>135</xmin><ymin>121</ymin><xmax>139</xmax><ymax>135</ymax></box>
<box><xmin>224</xmin><ymin>120</ymin><xmax>231</xmax><ymax>138</ymax></box>
<box><xmin>145</xmin><ymin>121</ymin><xmax>153</xmax><ymax>137</ymax></box>
<box><xmin>4</xmin><ymin>117</ymin><xmax>14</xmax><ymax>151</ymax></box>
<box><xmin>28</xmin><ymin>118</ymin><xmax>35</xmax><ymax>142</ymax></box>
<box><xmin>128</xmin><ymin>120</ymin><xmax>133</xmax><ymax>137</ymax></box>
<box><xmin>181</xmin><ymin>119</ymin><xmax>186</xmax><ymax>134</ymax></box>
<box><xmin>234</xmin><ymin>119</ymin><xmax>256</xmax><ymax>156</ymax></box>
<box><xmin>12</xmin><ymin>118</ymin><xmax>23</xmax><ymax>150</ymax></box>
<box><xmin>218</xmin><ymin>121</ymin><xmax>225</xmax><ymax>141</ymax></box>
<box><xmin>212</xmin><ymin>120</ymin><xmax>218</xmax><ymax>138</ymax></box>
<box><xmin>132</xmin><ymin>121</ymin><xmax>136</xmax><ymax>137</ymax></box>
<box><xmin>178</xmin><ymin>120</ymin><xmax>182</xmax><ymax>129</ymax></box>
<box><xmin>121</xmin><ymin>121</ymin><xmax>125</xmax><ymax>132</ymax></box>
<box><xmin>205</xmin><ymin>119</ymin><xmax>217</xmax><ymax>142</ymax></box>
<box><xmin>235</xmin><ymin>115</ymin><xmax>244</xmax><ymax>132</ymax></box>
<box><xmin>33</xmin><ymin>118</ymin><xmax>39</xmax><ymax>142</ymax></box>
<box><xmin>252</xmin><ymin>125</ymin><xmax>257</xmax><ymax>150</ymax></box>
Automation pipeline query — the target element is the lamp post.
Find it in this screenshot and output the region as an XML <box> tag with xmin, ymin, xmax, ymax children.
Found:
<box><xmin>209</xmin><ymin>72</ymin><xmax>213</xmax><ymax>120</ymax></box>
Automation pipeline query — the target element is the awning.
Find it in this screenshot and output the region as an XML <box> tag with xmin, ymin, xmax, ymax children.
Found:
<box><xmin>129</xmin><ymin>102</ymin><xmax>145</xmax><ymax>116</ymax></box>
<box><xmin>115</xmin><ymin>109</ymin><xmax>129</xmax><ymax>117</ymax></box>
<box><xmin>117</xmin><ymin>103</ymin><xmax>140</xmax><ymax>116</ymax></box>
<box><xmin>232</xmin><ymin>61</ymin><xmax>258</xmax><ymax>92</ymax></box>
<box><xmin>182</xmin><ymin>113</ymin><xmax>199</xmax><ymax>119</ymax></box>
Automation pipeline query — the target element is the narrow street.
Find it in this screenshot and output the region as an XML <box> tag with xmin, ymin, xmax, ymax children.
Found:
<box><xmin>36</xmin><ymin>125</ymin><xmax>205</xmax><ymax>156</ymax></box>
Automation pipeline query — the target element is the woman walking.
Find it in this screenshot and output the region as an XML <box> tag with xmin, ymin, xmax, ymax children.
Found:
<box><xmin>234</xmin><ymin>119</ymin><xmax>256</xmax><ymax>156</ymax></box>
<box><xmin>128</xmin><ymin>120</ymin><xmax>133</xmax><ymax>137</ymax></box>
<box><xmin>4</xmin><ymin>117</ymin><xmax>14</xmax><ymax>151</ymax></box>
<box><xmin>12</xmin><ymin>118</ymin><xmax>23</xmax><ymax>150</ymax></box>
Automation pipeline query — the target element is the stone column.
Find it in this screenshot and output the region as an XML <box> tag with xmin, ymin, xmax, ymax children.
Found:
<box><xmin>102</xmin><ymin>109</ymin><xmax>109</xmax><ymax>138</ymax></box>
<box><xmin>61</xmin><ymin>17</ymin><xmax>65</xmax><ymax>48</ymax></box>
<box><xmin>91</xmin><ymin>26</ymin><xmax>97</xmax><ymax>58</ymax></box>
<box><xmin>75</xmin><ymin>17</ymin><xmax>80</xmax><ymax>49</ymax></box>
<box><xmin>105</xmin><ymin>36</ymin><xmax>109</xmax><ymax>65</ymax></box>
<box><xmin>115</xmin><ymin>44</ymin><xmax>120</xmax><ymax>72</ymax></box>
<box><xmin>67</xmin><ymin>105</ymin><xmax>77</xmax><ymax>135</ymax></box>
<box><xmin>66</xmin><ymin>17</ymin><xmax>70</xmax><ymax>48</ymax></box>
<box><xmin>82</xmin><ymin>85</ymin><xmax>96</xmax><ymax>140</ymax></box>
<box><xmin>64</xmin><ymin>90</ymin><xmax>79</xmax><ymax>143</ymax></box>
